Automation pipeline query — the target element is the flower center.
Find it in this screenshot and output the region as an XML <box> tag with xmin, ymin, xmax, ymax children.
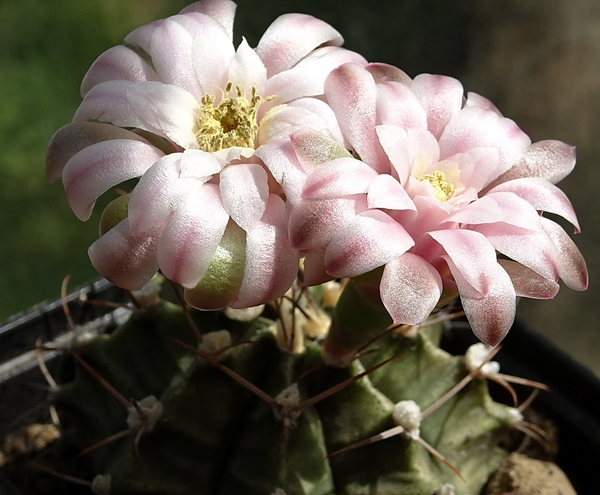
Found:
<box><xmin>196</xmin><ymin>83</ymin><xmax>265</xmax><ymax>152</ymax></box>
<box><xmin>420</xmin><ymin>170</ymin><xmax>455</xmax><ymax>202</ymax></box>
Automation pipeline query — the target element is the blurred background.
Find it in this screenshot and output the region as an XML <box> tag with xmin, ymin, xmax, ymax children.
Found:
<box><xmin>1</xmin><ymin>0</ymin><xmax>598</xmax><ymax>374</ymax></box>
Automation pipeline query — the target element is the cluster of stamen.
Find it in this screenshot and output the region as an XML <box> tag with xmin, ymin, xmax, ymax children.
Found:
<box><xmin>195</xmin><ymin>82</ymin><xmax>266</xmax><ymax>152</ymax></box>
<box><xmin>420</xmin><ymin>170</ymin><xmax>455</xmax><ymax>202</ymax></box>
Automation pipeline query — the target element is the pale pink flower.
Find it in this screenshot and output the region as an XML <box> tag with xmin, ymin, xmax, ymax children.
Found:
<box><xmin>46</xmin><ymin>0</ymin><xmax>365</xmax><ymax>309</ymax></box>
<box><xmin>287</xmin><ymin>62</ymin><xmax>587</xmax><ymax>345</ymax></box>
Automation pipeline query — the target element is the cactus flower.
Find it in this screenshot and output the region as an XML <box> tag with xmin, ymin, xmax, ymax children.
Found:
<box><xmin>46</xmin><ymin>0</ymin><xmax>365</xmax><ymax>309</ymax></box>
<box><xmin>287</xmin><ymin>63</ymin><xmax>588</xmax><ymax>345</ymax></box>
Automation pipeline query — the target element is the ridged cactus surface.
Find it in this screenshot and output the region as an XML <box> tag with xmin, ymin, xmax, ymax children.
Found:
<box><xmin>55</xmin><ymin>296</ymin><xmax>513</xmax><ymax>495</ymax></box>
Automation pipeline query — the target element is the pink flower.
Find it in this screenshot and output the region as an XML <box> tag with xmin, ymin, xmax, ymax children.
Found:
<box><xmin>46</xmin><ymin>0</ymin><xmax>365</xmax><ymax>309</ymax></box>
<box><xmin>287</xmin><ymin>63</ymin><xmax>588</xmax><ymax>345</ymax></box>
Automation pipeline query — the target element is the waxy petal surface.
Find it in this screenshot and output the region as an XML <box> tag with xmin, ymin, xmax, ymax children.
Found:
<box><xmin>63</xmin><ymin>139</ymin><xmax>164</xmax><ymax>221</ymax></box>
<box><xmin>380</xmin><ymin>253</ymin><xmax>442</xmax><ymax>325</ymax></box>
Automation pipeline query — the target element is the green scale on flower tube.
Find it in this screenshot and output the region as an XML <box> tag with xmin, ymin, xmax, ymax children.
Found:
<box><xmin>195</xmin><ymin>82</ymin><xmax>270</xmax><ymax>152</ymax></box>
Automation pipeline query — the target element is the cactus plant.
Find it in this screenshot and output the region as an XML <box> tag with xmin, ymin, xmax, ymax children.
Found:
<box><xmin>38</xmin><ymin>0</ymin><xmax>588</xmax><ymax>493</ymax></box>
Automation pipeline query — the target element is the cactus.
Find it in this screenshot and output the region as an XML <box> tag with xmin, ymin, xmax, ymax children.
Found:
<box><xmin>50</xmin><ymin>281</ymin><xmax>519</xmax><ymax>495</ymax></box>
<box><xmin>39</xmin><ymin>0</ymin><xmax>587</xmax><ymax>493</ymax></box>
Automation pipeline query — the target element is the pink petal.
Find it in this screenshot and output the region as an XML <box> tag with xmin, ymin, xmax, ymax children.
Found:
<box><xmin>264</xmin><ymin>46</ymin><xmax>367</xmax><ymax>105</ymax></box>
<box><xmin>127</xmin><ymin>153</ymin><xmax>183</xmax><ymax>234</ymax></box>
<box><xmin>255</xmin><ymin>139</ymin><xmax>307</xmax><ymax>203</ymax></box>
<box><xmin>540</xmin><ymin>217</ymin><xmax>588</xmax><ymax>291</ymax></box>
<box><xmin>158</xmin><ymin>183</ymin><xmax>230</xmax><ymax>288</ymax></box>
<box><xmin>124</xmin><ymin>20</ymin><xmax>163</xmax><ymax>54</ymax></box>
<box><xmin>302</xmin><ymin>247</ymin><xmax>333</xmax><ymax>286</ymax></box>
<box><xmin>285</xmin><ymin>98</ymin><xmax>348</xmax><ymax>145</ymax></box>
<box><xmin>289</xmin><ymin>196</ymin><xmax>367</xmax><ymax>250</ymax></box>
<box><xmin>180</xmin><ymin>0</ymin><xmax>237</xmax><ymax>40</ymax></box>
<box><xmin>256</xmin><ymin>13</ymin><xmax>343</xmax><ymax>78</ymax></box>
<box><xmin>80</xmin><ymin>46</ymin><xmax>158</xmax><ymax>97</ymax></box>
<box><xmin>428</xmin><ymin>229</ymin><xmax>499</xmax><ymax>295</ymax></box>
<box><xmin>258</xmin><ymin>103</ymin><xmax>332</xmax><ymax>145</ymax></box>
<box><xmin>325</xmin><ymin>63</ymin><xmax>389</xmax><ymax>172</ymax></box>
<box><xmin>220</xmin><ymin>163</ymin><xmax>269</xmax><ymax>231</ymax></box>
<box><xmin>302</xmin><ymin>157</ymin><xmax>379</xmax><ymax>199</ymax></box>
<box><xmin>473</xmin><ymin>223</ymin><xmax>561</xmax><ymax>282</ymax></box>
<box><xmin>438</xmin><ymin>105</ymin><xmax>531</xmax><ymax>178</ymax></box>
<box><xmin>88</xmin><ymin>218</ymin><xmax>163</xmax><ymax>290</ymax></box>
<box><xmin>365</xmin><ymin>63</ymin><xmax>412</xmax><ymax>85</ymax></box>
<box><xmin>380</xmin><ymin>252</ymin><xmax>442</xmax><ymax>325</ymax></box>
<box><xmin>290</xmin><ymin>129</ymin><xmax>350</xmax><ymax>171</ymax></box>
<box><xmin>376</xmin><ymin>80</ymin><xmax>428</xmax><ymax>129</ymax></box>
<box><xmin>411</xmin><ymin>74</ymin><xmax>464</xmax><ymax>139</ymax></box>
<box><xmin>487</xmin><ymin>177</ymin><xmax>580</xmax><ymax>232</ymax></box>
<box><xmin>73</xmin><ymin>81</ymin><xmax>199</xmax><ymax>149</ymax></box>
<box><xmin>228</xmin><ymin>38</ymin><xmax>267</xmax><ymax>94</ymax></box>
<box><xmin>366</xmin><ymin>174</ymin><xmax>415</xmax><ymax>210</ymax></box>
<box><xmin>46</xmin><ymin>122</ymin><xmax>148</xmax><ymax>183</ymax></box>
<box><xmin>325</xmin><ymin>209</ymin><xmax>414</xmax><ymax>277</ymax></box>
<box><xmin>497</xmin><ymin>259</ymin><xmax>559</xmax><ymax>299</ymax></box>
<box><xmin>125</xmin><ymin>82</ymin><xmax>200</xmax><ymax>148</ymax></box>
<box><xmin>230</xmin><ymin>194</ymin><xmax>300</xmax><ymax>308</ymax></box>
<box><xmin>451</xmin><ymin>146</ymin><xmax>500</xmax><ymax>192</ymax></box>
<box><xmin>488</xmin><ymin>140</ymin><xmax>576</xmax><ymax>187</ymax></box>
<box><xmin>149</xmin><ymin>18</ymin><xmax>203</xmax><ymax>99</ymax></box>
<box><xmin>450</xmin><ymin>259</ymin><xmax>516</xmax><ymax>346</ymax></box>
<box><xmin>465</xmin><ymin>92</ymin><xmax>502</xmax><ymax>115</ymax></box>
<box><xmin>376</xmin><ymin>125</ymin><xmax>410</xmax><ymax>185</ymax></box>
<box><xmin>63</xmin><ymin>139</ymin><xmax>165</xmax><ymax>221</ymax></box>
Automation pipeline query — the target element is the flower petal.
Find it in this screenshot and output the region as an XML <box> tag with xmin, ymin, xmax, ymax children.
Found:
<box><xmin>450</xmin><ymin>259</ymin><xmax>516</xmax><ymax>346</ymax></box>
<box><xmin>149</xmin><ymin>18</ymin><xmax>203</xmax><ymax>99</ymax></box>
<box><xmin>439</xmin><ymin>105</ymin><xmax>531</xmax><ymax>179</ymax></box>
<box><xmin>380</xmin><ymin>252</ymin><xmax>442</xmax><ymax>325</ymax></box>
<box><xmin>488</xmin><ymin>140</ymin><xmax>576</xmax><ymax>187</ymax></box>
<box><xmin>46</xmin><ymin>122</ymin><xmax>148</xmax><ymax>182</ymax></box>
<box><xmin>88</xmin><ymin>218</ymin><xmax>163</xmax><ymax>290</ymax></box>
<box><xmin>256</xmin><ymin>13</ymin><xmax>343</xmax><ymax>77</ymax></box>
<box><xmin>376</xmin><ymin>80</ymin><xmax>427</xmax><ymax>129</ymax></box>
<box><xmin>127</xmin><ymin>153</ymin><xmax>186</xmax><ymax>234</ymax></box>
<box><xmin>497</xmin><ymin>259</ymin><xmax>559</xmax><ymax>299</ymax></box>
<box><xmin>289</xmin><ymin>196</ymin><xmax>367</xmax><ymax>250</ymax></box>
<box><xmin>231</xmin><ymin>194</ymin><xmax>300</xmax><ymax>308</ymax></box>
<box><xmin>228</xmin><ymin>38</ymin><xmax>267</xmax><ymax>94</ymax></box>
<box><xmin>428</xmin><ymin>229</ymin><xmax>499</xmax><ymax>295</ymax></box>
<box><xmin>302</xmin><ymin>157</ymin><xmax>379</xmax><ymax>199</ymax></box>
<box><xmin>158</xmin><ymin>183</ymin><xmax>230</xmax><ymax>288</ymax></box>
<box><xmin>325</xmin><ymin>209</ymin><xmax>414</xmax><ymax>277</ymax></box>
<box><xmin>63</xmin><ymin>139</ymin><xmax>165</xmax><ymax>221</ymax></box>
<box><xmin>367</xmin><ymin>174</ymin><xmax>415</xmax><ymax>211</ymax></box>
<box><xmin>411</xmin><ymin>74</ymin><xmax>464</xmax><ymax>139</ymax></box>
<box><xmin>474</xmin><ymin>222</ymin><xmax>561</xmax><ymax>282</ymax></box>
<box><xmin>539</xmin><ymin>217</ymin><xmax>588</xmax><ymax>291</ymax></box>
<box><xmin>220</xmin><ymin>162</ymin><xmax>269</xmax><ymax>231</ymax></box>
<box><xmin>180</xmin><ymin>0</ymin><xmax>237</xmax><ymax>40</ymax></box>
<box><xmin>265</xmin><ymin>46</ymin><xmax>367</xmax><ymax>105</ymax></box>
<box><xmin>487</xmin><ymin>177</ymin><xmax>580</xmax><ymax>232</ymax></box>
<box><xmin>80</xmin><ymin>46</ymin><xmax>158</xmax><ymax>97</ymax></box>
<box><xmin>325</xmin><ymin>63</ymin><xmax>389</xmax><ymax>172</ymax></box>
<box><xmin>365</xmin><ymin>63</ymin><xmax>412</xmax><ymax>85</ymax></box>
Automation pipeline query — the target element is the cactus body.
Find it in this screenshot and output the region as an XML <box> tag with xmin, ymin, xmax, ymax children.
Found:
<box><xmin>55</xmin><ymin>295</ymin><xmax>513</xmax><ymax>495</ymax></box>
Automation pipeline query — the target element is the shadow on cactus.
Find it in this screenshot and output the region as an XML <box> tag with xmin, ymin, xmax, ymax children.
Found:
<box><xmin>38</xmin><ymin>0</ymin><xmax>588</xmax><ymax>493</ymax></box>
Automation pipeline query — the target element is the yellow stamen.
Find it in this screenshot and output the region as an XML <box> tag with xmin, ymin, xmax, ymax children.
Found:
<box><xmin>196</xmin><ymin>84</ymin><xmax>267</xmax><ymax>152</ymax></box>
<box><xmin>420</xmin><ymin>170</ymin><xmax>455</xmax><ymax>202</ymax></box>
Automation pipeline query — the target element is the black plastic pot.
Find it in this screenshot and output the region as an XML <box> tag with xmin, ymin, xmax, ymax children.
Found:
<box><xmin>1</xmin><ymin>281</ymin><xmax>599</xmax><ymax>494</ymax></box>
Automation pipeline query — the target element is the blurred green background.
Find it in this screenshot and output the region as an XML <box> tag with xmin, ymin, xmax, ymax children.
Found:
<box><xmin>1</xmin><ymin>0</ymin><xmax>598</xmax><ymax>375</ymax></box>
